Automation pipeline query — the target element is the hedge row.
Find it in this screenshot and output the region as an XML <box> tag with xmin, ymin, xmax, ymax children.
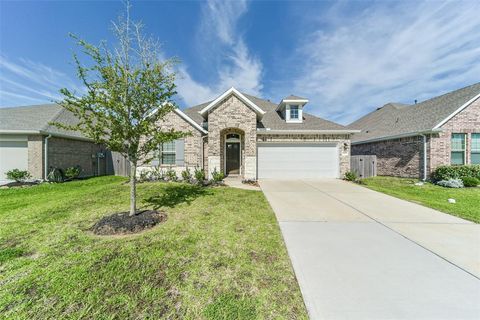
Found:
<box><xmin>431</xmin><ymin>165</ymin><xmax>480</xmax><ymax>182</ymax></box>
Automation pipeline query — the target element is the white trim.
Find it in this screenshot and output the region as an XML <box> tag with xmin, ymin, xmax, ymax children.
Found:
<box><xmin>174</xmin><ymin>108</ymin><xmax>208</xmax><ymax>134</ymax></box>
<box><xmin>199</xmin><ymin>87</ymin><xmax>266</xmax><ymax>119</ymax></box>
<box><xmin>0</xmin><ymin>130</ymin><xmax>94</xmax><ymax>142</ymax></box>
<box><xmin>433</xmin><ymin>93</ymin><xmax>480</xmax><ymax>129</ymax></box>
<box><xmin>223</xmin><ymin>133</ymin><xmax>242</xmax><ymax>176</ymax></box>
<box><xmin>257</xmin><ymin>129</ymin><xmax>360</xmax><ymax>134</ymax></box>
<box><xmin>351</xmin><ymin>129</ymin><xmax>442</xmax><ymax>145</ymax></box>
<box><xmin>281</xmin><ymin>99</ymin><xmax>309</xmax><ymax>104</ymax></box>
<box><xmin>0</xmin><ymin>130</ymin><xmax>41</xmax><ymax>135</ymax></box>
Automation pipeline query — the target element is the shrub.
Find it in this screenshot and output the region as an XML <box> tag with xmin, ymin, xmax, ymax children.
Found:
<box><xmin>436</xmin><ymin>178</ymin><xmax>464</xmax><ymax>188</ymax></box>
<box><xmin>194</xmin><ymin>168</ymin><xmax>206</xmax><ymax>183</ymax></box>
<box><xmin>344</xmin><ymin>171</ymin><xmax>358</xmax><ymax>181</ymax></box>
<box><xmin>47</xmin><ymin>167</ymin><xmax>64</xmax><ymax>183</ymax></box>
<box><xmin>165</xmin><ymin>169</ymin><xmax>177</xmax><ymax>181</ymax></box>
<box><xmin>150</xmin><ymin>166</ymin><xmax>164</xmax><ymax>181</ymax></box>
<box><xmin>64</xmin><ymin>166</ymin><xmax>81</xmax><ymax>180</ymax></box>
<box><xmin>6</xmin><ymin>169</ymin><xmax>31</xmax><ymax>182</ymax></box>
<box><xmin>181</xmin><ymin>168</ymin><xmax>192</xmax><ymax>181</ymax></box>
<box><xmin>431</xmin><ymin>165</ymin><xmax>480</xmax><ymax>182</ymax></box>
<box><xmin>462</xmin><ymin>177</ymin><xmax>479</xmax><ymax>188</ymax></box>
<box><xmin>211</xmin><ymin>168</ymin><xmax>225</xmax><ymax>182</ymax></box>
<box><xmin>138</xmin><ymin>169</ymin><xmax>151</xmax><ymax>182</ymax></box>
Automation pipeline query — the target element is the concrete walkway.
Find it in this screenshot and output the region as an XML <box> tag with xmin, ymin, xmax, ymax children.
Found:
<box><xmin>260</xmin><ymin>179</ymin><xmax>480</xmax><ymax>320</ymax></box>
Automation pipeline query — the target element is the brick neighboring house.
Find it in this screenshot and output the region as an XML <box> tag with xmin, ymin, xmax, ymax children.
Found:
<box><xmin>139</xmin><ymin>87</ymin><xmax>359</xmax><ymax>179</ymax></box>
<box><xmin>349</xmin><ymin>83</ymin><xmax>480</xmax><ymax>179</ymax></box>
<box><xmin>0</xmin><ymin>104</ymin><xmax>108</xmax><ymax>181</ymax></box>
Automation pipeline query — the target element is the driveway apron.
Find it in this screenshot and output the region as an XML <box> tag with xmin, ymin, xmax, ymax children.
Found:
<box><xmin>260</xmin><ymin>179</ymin><xmax>480</xmax><ymax>320</ymax></box>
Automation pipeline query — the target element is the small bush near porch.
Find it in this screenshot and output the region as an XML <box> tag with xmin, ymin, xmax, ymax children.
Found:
<box><xmin>361</xmin><ymin>176</ymin><xmax>480</xmax><ymax>223</ymax></box>
<box><xmin>0</xmin><ymin>177</ymin><xmax>307</xmax><ymax>319</ymax></box>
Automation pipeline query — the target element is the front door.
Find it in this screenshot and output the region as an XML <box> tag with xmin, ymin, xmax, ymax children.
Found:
<box><xmin>226</xmin><ymin>142</ymin><xmax>240</xmax><ymax>175</ymax></box>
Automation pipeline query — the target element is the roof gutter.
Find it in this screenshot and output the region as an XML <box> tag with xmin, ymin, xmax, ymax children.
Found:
<box><xmin>257</xmin><ymin>129</ymin><xmax>360</xmax><ymax>134</ymax></box>
<box><xmin>351</xmin><ymin>129</ymin><xmax>442</xmax><ymax>145</ymax></box>
<box><xmin>0</xmin><ymin>130</ymin><xmax>95</xmax><ymax>142</ymax></box>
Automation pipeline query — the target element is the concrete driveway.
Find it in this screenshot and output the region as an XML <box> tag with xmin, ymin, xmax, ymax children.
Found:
<box><xmin>260</xmin><ymin>179</ymin><xmax>480</xmax><ymax>320</ymax></box>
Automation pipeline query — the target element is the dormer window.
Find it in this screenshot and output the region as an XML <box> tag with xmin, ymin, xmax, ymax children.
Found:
<box><xmin>276</xmin><ymin>95</ymin><xmax>309</xmax><ymax>124</ymax></box>
<box><xmin>290</xmin><ymin>105</ymin><xmax>299</xmax><ymax>120</ymax></box>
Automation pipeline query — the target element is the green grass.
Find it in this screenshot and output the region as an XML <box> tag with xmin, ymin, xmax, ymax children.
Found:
<box><xmin>0</xmin><ymin>176</ymin><xmax>307</xmax><ymax>319</ymax></box>
<box><xmin>361</xmin><ymin>176</ymin><xmax>480</xmax><ymax>223</ymax></box>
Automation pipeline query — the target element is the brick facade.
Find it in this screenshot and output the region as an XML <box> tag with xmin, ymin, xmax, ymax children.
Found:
<box><xmin>137</xmin><ymin>110</ymin><xmax>204</xmax><ymax>176</ymax></box>
<box><xmin>429</xmin><ymin>97</ymin><xmax>480</xmax><ymax>172</ymax></box>
<box><xmin>26</xmin><ymin>135</ymin><xmax>105</xmax><ymax>179</ymax></box>
<box><xmin>27</xmin><ymin>135</ymin><xmax>44</xmax><ymax>179</ymax></box>
<box><xmin>351</xmin><ymin>136</ymin><xmax>424</xmax><ymax>178</ymax></box>
<box><xmin>258</xmin><ymin>133</ymin><xmax>352</xmax><ymax>177</ymax></box>
<box><xmin>207</xmin><ymin>94</ymin><xmax>257</xmax><ymax>179</ymax></box>
<box><xmin>48</xmin><ymin>137</ymin><xmax>105</xmax><ymax>177</ymax></box>
<box><xmin>351</xmin><ymin>97</ymin><xmax>480</xmax><ymax>179</ymax></box>
<box><xmin>137</xmin><ymin>93</ymin><xmax>353</xmax><ymax>180</ymax></box>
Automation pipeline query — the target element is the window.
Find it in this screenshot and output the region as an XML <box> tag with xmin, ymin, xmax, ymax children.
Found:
<box><xmin>472</xmin><ymin>133</ymin><xmax>480</xmax><ymax>164</ymax></box>
<box><xmin>290</xmin><ymin>105</ymin><xmax>299</xmax><ymax>119</ymax></box>
<box><xmin>160</xmin><ymin>141</ymin><xmax>176</xmax><ymax>165</ymax></box>
<box><xmin>451</xmin><ymin>133</ymin><xmax>466</xmax><ymax>165</ymax></box>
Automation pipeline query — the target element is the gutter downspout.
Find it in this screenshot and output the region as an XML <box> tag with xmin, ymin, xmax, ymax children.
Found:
<box><xmin>201</xmin><ymin>135</ymin><xmax>208</xmax><ymax>171</ymax></box>
<box><xmin>420</xmin><ymin>134</ymin><xmax>427</xmax><ymax>181</ymax></box>
<box><xmin>44</xmin><ymin>134</ymin><xmax>52</xmax><ymax>180</ymax></box>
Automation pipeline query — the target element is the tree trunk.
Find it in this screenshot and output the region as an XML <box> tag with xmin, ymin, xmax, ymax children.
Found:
<box><xmin>129</xmin><ymin>161</ymin><xmax>137</xmax><ymax>216</ymax></box>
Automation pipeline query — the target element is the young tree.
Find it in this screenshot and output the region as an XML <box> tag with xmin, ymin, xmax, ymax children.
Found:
<box><xmin>54</xmin><ymin>5</ymin><xmax>187</xmax><ymax>215</ymax></box>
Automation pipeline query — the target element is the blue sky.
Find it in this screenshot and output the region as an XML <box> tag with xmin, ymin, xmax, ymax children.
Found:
<box><xmin>1</xmin><ymin>0</ymin><xmax>479</xmax><ymax>124</ymax></box>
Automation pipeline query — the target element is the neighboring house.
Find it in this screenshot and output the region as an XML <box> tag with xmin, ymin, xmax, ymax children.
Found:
<box><xmin>0</xmin><ymin>104</ymin><xmax>108</xmax><ymax>181</ymax></box>
<box><xmin>350</xmin><ymin>83</ymin><xmax>480</xmax><ymax>179</ymax></box>
<box><xmin>139</xmin><ymin>87</ymin><xmax>359</xmax><ymax>180</ymax></box>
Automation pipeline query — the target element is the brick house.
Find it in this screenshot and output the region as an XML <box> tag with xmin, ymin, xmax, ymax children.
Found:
<box><xmin>349</xmin><ymin>83</ymin><xmax>480</xmax><ymax>179</ymax></box>
<box><xmin>0</xmin><ymin>104</ymin><xmax>107</xmax><ymax>181</ymax></box>
<box><xmin>139</xmin><ymin>87</ymin><xmax>359</xmax><ymax>179</ymax></box>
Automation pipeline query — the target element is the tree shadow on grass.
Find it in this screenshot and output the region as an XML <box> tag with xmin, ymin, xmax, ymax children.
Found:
<box><xmin>143</xmin><ymin>183</ymin><xmax>212</xmax><ymax>209</ymax></box>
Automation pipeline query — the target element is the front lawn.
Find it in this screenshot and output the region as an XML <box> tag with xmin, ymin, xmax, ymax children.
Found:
<box><xmin>0</xmin><ymin>176</ymin><xmax>307</xmax><ymax>319</ymax></box>
<box><xmin>361</xmin><ymin>176</ymin><xmax>480</xmax><ymax>223</ymax></box>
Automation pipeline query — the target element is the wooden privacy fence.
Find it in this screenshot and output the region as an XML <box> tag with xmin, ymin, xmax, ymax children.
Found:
<box><xmin>106</xmin><ymin>151</ymin><xmax>130</xmax><ymax>177</ymax></box>
<box><xmin>350</xmin><ymin>155</ymin><xmax>377</xmax><ymax>178</ymax></box>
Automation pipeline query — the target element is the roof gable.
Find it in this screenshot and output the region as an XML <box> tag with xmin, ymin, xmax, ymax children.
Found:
<box><xmin>199</xmin><ymin>87</ymin><xmax>266</xmax><ymax>120</ymax></box>
<box><xmin>183</xmin><ymin>92</ymin><xmax>353</xmax><ymax>132</ymax></box>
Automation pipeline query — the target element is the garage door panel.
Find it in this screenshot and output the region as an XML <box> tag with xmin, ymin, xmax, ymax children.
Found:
<box><xmin>0</xmin><ymin>141</ymin><xmax>29</xmax><ymax>180</ymax></box>
<box><xmin>257</xmin><ymin>143</ymin><xmax>339</xmax><ymax>179</ymax></box>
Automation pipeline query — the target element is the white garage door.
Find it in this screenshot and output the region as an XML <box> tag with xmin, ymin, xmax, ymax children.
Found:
<box><xmin>0</xmin><ymin>140</ymin><xmax>28</xmax><ymax>180</ymax></box>
<box><xmin>257</xmin><ymin>143</ymin><xmax>339</xmax><ymax>179</ymax></box>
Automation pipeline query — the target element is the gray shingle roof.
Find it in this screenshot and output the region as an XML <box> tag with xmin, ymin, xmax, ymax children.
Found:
<box><xmin>283</xmin><ymin>95</ymin><xmax>308</xmax><ymax>101</ymax></box>
<box><xmin>182</xmin><ymin>92</ymin><xmax>347</xmax><ymax>131</ymax></box>
<box><xmin>349</xmin><ymin>83</ymin><xmax>480</xmax><ymax>143</ymax></box>
<box><xmin>0</xmin><ymin>104</ymin><xmax>88</xmax><ymax>139</ymax></box>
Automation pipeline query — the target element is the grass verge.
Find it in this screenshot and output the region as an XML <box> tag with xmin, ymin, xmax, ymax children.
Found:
<box><xmin>0</xmin><ymin>176</ymin><xmax>307</xmax><ymax>319</ymax></box>
<box><xmin>361</xmin><ymin>176</ymin><xmax>480</xmax><ymax>223</ymax></box>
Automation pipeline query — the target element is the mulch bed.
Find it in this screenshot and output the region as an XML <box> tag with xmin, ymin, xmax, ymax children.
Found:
<box><xmin>91</xmin><ymin>210</ymin><xmax>167</xmax><ymax>235</ymax></box>
<box><xmin>242</xmin><ymin>180</ymin><xmax>260</xmax><ymax>187</ymax></box>
<box><xmin>1</xmin><ymin>181</ymin><xmax>39</xmax><ymax>188</ymax></box>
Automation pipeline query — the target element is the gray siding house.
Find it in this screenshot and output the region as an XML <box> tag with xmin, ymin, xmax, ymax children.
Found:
<box><xmin>350</xmin><ymin>83</ymin><xmax>480</xmax><ymax>179</ymax></box>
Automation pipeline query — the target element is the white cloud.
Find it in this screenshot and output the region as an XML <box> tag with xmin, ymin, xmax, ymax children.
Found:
<box><xmin>176</xmin><ymin>0</ymin><xmax>263</xmax><ymax>106</ymax></box>
<box><xmin>0</xmin><ymin>56</ymin><xmax>82</xmax><ymax>107</ymax></box>
<box><xmin>291</xmin><ymin>1</ymin><xmax>480</xmax><ymax>124</ymax></box>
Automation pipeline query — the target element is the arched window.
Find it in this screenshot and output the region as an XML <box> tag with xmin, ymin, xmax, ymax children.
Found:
<box><xmin>226</xmin><ymin>133</ymin><xmax>240</xmax><ymax>142</ymax></box>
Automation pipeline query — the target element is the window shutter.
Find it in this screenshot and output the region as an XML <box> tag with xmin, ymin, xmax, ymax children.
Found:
<box><xmin>150</xmin><ymin>149</ymin><xmax>159</xmax><ymax>166</ymax></box>
<box><xmin>175</xmin><ymin>139</ymin><xmax>185</xmax><ymax>166</ymax></box>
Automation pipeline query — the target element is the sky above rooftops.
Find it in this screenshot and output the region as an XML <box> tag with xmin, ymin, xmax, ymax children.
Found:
<box><xmin>1</xmin><ymin>0</ymin><xmax>479</xmax><ymax>124</ymax></box>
